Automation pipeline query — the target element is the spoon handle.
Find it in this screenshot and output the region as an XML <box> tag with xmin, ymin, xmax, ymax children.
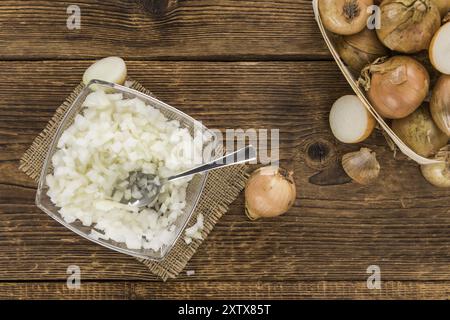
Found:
<box><xmin>168</xmin><ymin>145</ymin><xmax>256</xmax><ymax>182</ymax></box>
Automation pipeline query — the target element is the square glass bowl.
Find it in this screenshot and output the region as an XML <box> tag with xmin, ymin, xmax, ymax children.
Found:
<box><xmin>36</xmin><ymin>79</ymin><xmax>215</xmax><ymax>260</ymax></box>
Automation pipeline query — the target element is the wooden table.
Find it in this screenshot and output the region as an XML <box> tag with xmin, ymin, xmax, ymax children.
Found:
<box><xmin>0</xmin><ymin>0</ymin><xmax>449</xmax><ymax>300</ymax></box>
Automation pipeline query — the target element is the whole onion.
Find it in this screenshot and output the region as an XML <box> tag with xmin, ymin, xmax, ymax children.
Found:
<box><xmin>359</xmin><ymin>56</ymin><xmax>430</xmax><ymax>119</ymax></box>
<box><xmin>335</xmin><ymin>28</ymin><xmax>390</xmax><ymax>73</ymax></box>
<box><xmin>391</xmin><ymin>104</ymin><xmax>448</xmax><ymax>157</ymax></box>
<box><xmin>319</xmin><ymin>0</ymin><xmax>374</xmax><ymax>35</ymax></box>
<box><xmin>421</xmin><ymin>162</ymin><xmax>450</xmax><ymax>187</ymax></box>
<box><xmin>430</xmin><ymin>75</ymin><xmax>450</xmax><ymax>136</ymax></box>
<box><xmin>377</xmin><ymin>0</ymin><xmax>441</xmax><ymax>53</ymax></box>
<box><xmin>245</xmin><ymin>166</ymin><xmax>296</xmax><ymax>220</ymax></box>
<box><xmin>420</xmin><ymin>146</ymin><xmax>450</xmax><ymax>187</ymax></box>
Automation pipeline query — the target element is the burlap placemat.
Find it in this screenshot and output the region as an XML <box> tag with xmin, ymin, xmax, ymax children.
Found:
<box><xmin>19</xmin><ymin>80</ymin><xmax>248</xmax><ymax>281</ymax></box>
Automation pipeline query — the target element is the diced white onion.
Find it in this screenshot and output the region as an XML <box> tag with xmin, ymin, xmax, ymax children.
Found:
<box><xmin>46</xmin><ymin>90</ymin><xmax>202</xmax><ymax>251</ymax></box>
<box><xmin>184</xmin><ymin>213</ymin><xmax>204</xmax><ymax>244</ymax></box>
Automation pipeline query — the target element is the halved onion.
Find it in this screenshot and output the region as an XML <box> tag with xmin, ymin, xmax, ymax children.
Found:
<box><xmin>329</xmin><ymin>95</ymin><xmax>375</xmax><ymax>143</ymax></box>
<box><xmin>429</xmin><ymin>22</ymin><xmax>450</xmax><ymax>75</ymax></box>
<box><xmin>83</xmin><ymin>56</ymin><xmax>127</xmax><ymax>87</ymax></box>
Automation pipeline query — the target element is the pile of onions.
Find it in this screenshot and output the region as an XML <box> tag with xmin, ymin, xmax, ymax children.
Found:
<box><xmin>245</xmin><ymin>166</ymin><xmax>296</xmax><ymax>220</ymax></box>
<box><xmin>318</xmin><ymin>0</ymin><xmax>450</xmax><ymax>189</ymax></box>
<box><xmin>359</xmin><ymin>56</ymin><xmax>430</xmax><ymax>119</ymax></box>
<box><xmin>335</xmin><ymin>28</ymin><xmax>390</xmax><ymax>73</ymax></box>
<box><xmin>376</xmin><ymin>0</ymin><xmax>441</xmax><ymax>53</ymax></box>
<box><xmin>318</xmin><ymin>0</ymin><xmax>373</xmax><ymax>35</ymax></box>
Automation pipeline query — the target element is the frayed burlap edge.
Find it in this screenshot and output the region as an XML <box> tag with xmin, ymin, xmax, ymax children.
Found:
<box><xmin>138</xmin><ymin>165</ymin><xmax>248</xmax><ymax>280</ymax></box>
<box><xmin>19</xmin><ymin>79</ymin><xmax>248</xmax><ymax>281</ymax></box>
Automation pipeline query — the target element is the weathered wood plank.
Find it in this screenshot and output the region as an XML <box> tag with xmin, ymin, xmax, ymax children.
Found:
<box><xmin>1</xmin><ymin>201</ymin><xmax>450</xmax><ymax>281</ymax></box>
<box><xmin>0</xmin><ymin>0</ymin><xmax>329</xmax><ymax>60</ymax></box>
<box><xmin>0</xmin><ymin>281</ymin><xmax>448</xmax><ymax>300</ymax></box>
<box><xmin>0</xmin><ymin>61</ymin><xmax>449</xmax><ymax>283</ymax></box>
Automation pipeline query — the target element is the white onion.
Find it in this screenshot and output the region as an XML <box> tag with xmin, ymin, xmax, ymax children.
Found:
<box><xmin>329</xmin><ymin>95</ymin><xmax>375</xmax><ymax>143</ymax></box>
<box><xmin>429</xmin><ymin>22</ymin><xmax>450</xmax><ymax>75</ymax></box>
<box><xmin>82</xmin><ymin>57</ymin><xmax>127</xmax><ymax>87</ymax></box>
<box><xmin>184</xmin><ymin>213</ymin><xmax>204</xmax><ymax>244</ymax></box>
<box><xmin>47</xmin><ymin>90</ymin><xmax>202</xmax><ymax>251</ymax></box>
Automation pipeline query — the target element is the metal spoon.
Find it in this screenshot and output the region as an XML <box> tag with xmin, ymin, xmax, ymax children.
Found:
<box><xmin>120</xmin><ymin>145</ymin><xmax>256</xmax><ymax>208</ymax></box>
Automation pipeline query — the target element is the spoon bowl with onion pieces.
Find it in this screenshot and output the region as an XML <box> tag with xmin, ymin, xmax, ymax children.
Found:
<box><xmin>119</xmin><ymin>145</ymin><xmax>256</xmax><ymax>208</ymax></box>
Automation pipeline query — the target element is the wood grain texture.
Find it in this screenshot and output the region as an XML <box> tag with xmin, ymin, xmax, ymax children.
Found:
<box><xmin>0</xmin><ymin>0</ymin><xmax>449</xmax><ymax>298</ymax></box>
<box><xmin>0</xmin><ymin>61</ymin><xmax>449</xmax><ymax>294</ymax></box>
<box><xmin>0</xmin><ymin>281</ymin><xmax>448</xmax><ymax>300</ymax></box>
<box><xmin>0</xmin><ymin>0</ymin><xmax>330</xmax><ymax>60</ymax></box>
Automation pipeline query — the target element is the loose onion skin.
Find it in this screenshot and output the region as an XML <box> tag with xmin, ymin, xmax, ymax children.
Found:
<box><xmin>360</xmin><ymin>56</ymin><xmax>430</xmax><ymax>119</ymax></box>
<box><xmin>319</xmin><ymin>0</ymin><xmax>374</xmax><ymax>35</ymax></box>
<box><xmin>245</xmin><ymin>166</ymin><xmax>296</xmax><ymax>220</ymax></box>
<box><xmin>377</xmin><ymin>0</ymin><xmax>441</xmax><ymax>53</ymax></box>
<box><xmin>342</xmin><ymin>148</ymin><xmax>380</xmax><ymax>185</ymax></box>
<box><xmin>335</xmin><ymin>28</ymin><xmax>390</xmax><ymax>73</ymax></box>
<box><xmin>430</xmin><ymin>75</ymin><xmax>450</xmax><ymax>136</ymax></box>
<box><xmin>391</xmin><ymin>105</ymin><xmax>448</xmax><ymax>157</ymax></box>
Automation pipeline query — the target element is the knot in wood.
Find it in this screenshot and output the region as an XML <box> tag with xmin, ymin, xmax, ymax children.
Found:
<box><xmin>137</xmin><ymin>0</ymin><xmax>177</xmax><ymax>17</ymax></box>
<box><xmin>300</xmin><ymin>136</ymin><xmax>337</xmax><ymax>170</ymax></box>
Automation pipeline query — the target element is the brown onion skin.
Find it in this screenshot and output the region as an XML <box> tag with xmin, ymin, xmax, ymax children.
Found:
<box><xmin>430</xmin><ymin>75</ymin><xmax>450</xmax><ymax>136</ymax></box>
<box><xmin>245</xmin><ymin>167</ymin><xmax>296</xmax><ymax>220</ymax></box>
<box><xmin>336</xmin><ymin>28</ymin><xmax>390</xmax><ymax>73</ymax></box>
<box><xmin>432</xmin><ymin>0</ymin><xmax>450</xmax><ymax>18</ymax></box>
<box><xmin>319</xmin><ymin>0</ymin><xmax>374</xmax><ymax>35</ymax></box>
<box><xmin>391</xmin><ymin>104</ymin><xmax>448</xmax><ymax>157</ymax></box>
<box><xmin>421</xmin><ymin>162</ymin><xmax>450</xmax><ymax>188</ymax></box>
<box><xmin>377</xmin><ymin>0</ymin><xmax>441</xmax><ymax>53</ymax></box>
<box><xmin>412</xmin><ymin>50</ymin><xmax>441</xmax><ymax>88</ymax></box>
<box><xmin>366</xmin><ymin>56</ymin><xmax>430</xmax><ymax>119</ymax></box>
